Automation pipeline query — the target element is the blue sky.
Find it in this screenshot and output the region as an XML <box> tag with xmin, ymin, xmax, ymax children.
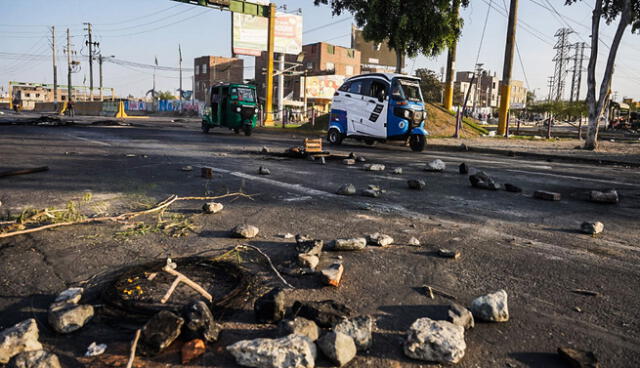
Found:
<box><xmin>1</xmin><ymin>0</ymin><xmax>639</xmax><ymax>100</ymax></box>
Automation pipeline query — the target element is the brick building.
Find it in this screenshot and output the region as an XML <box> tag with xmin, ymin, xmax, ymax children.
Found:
<box><xmin>194</xmin><ymin>56</ymin><xmax>244</xmax><ymax>102</ymax></box>
<box><xmin>351</xmin><ymin>26</ymin><xmax>399</xmax><ymax>73</ymax></box>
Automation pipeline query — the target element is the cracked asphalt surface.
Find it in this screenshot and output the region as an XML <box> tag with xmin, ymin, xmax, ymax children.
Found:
<box><xmin>1</xmin><ymin>114</ymin><xmax>639</xmax><ymax>367</ymax></box>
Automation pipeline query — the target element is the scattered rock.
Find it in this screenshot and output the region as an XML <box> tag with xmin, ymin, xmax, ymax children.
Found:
<box><xmin>8</xmin><ymin>350</ymin><xmax>61</xmax><ymax>368</ymax></box>
<box><xmin>393</xmin><ymin>168</ymin><xmax>403</xmax><ymax>174</ymax></box>
<box><xmin>336</xmin><ymin>184</ymin><xmax>356</xmax><ymax>196</ymax></box>
<box><xmin>533</xmin><ymin>190</ymin><xmax>561</xmax><ymax>201</ymax></box>
<box><xmin>297</xmin><ymin>253</ymin><xmax>319</xmax><ymax>271</ymax></box>
<box><xmin>232</xmin><ymin>224</ymin><xmax>260</xmax><ymax>238</ymax></box>
<box><xmin>447</xmin><ymin>303</ymin><xmax>474</xmax><ymax>330</ymax></box>
<box><xmin>48</xmin><ymin>287</ymin><xmax>94</xmax><ymax>334</ymax></box>
<box><xmin>201</xmin><ymin>167</ymin><xmax>213</xmax><ymax>178</ymax></box>
<box><xmin>84</xmin><ymin>342</ymin><xmax>107</xmax><ymax>357</ymax></box>
<box><xmin>504</xmin><ymin>183</ymin><xmax>522</xmax><ymax>193</ymax></box>
<box><xmin>279</xmin><ymin>233</ymin><xmax>294</xmax><ymax>239</ymax></box>
<box><xmin>320</xmin><ymin>157</ymin><xmax>326</xmax><ymax>165</ymax></box>
<box><xmin>278</xmin><ymin>317</ymin><xmax>320</xmax><ymax>341</ymax></box>
<box><xmin>254</xmin><ymin>288</ymin><xmax>287</xmax><ymax>323</ymax></box>
<box><xmin>469</xmin><ymin>172</ymin><xmax>500</xmax><ymax>190</ymax></box>
<box><xmin>183</xmin><ymin>301</ymin><xmax>221</xmax><ymax>342</ymax></box>
<box><xmin>292</xmin><ymin>300</ymin><xmax>352</xmax><ymax>328</ymax></box>
<box><xmin>470</xmin><ymin>289</ymin><xmax>509</xmax><ymax>322</ymax></box>
<box><xmin>459</xmin><ymin>143</ymin><xmax>469</xmax><ymax>151</ymax></box>
<box><xmin>581</xmin><ymin>221</ymin><xmax>604</xmax><ymax>235</ymax></box>
<box><xmin>361</xmin><ymin>189</ymin><xmax>380</xmax><ymax>198</ymax></box>
<box><xmin>459</xmin><ymin>163</ymin><xmax>469</xmax><ymax>174</ymax></box>
<box><xmin>258</xmin><ymin>166</ymin><xmax>271</xmax><ymax>175</ymax></box>
<box><xmin>139</xmin><ymin>311</ymin><xmax>185</xmax><ymax>356</ymax></box>
<box><xmin>317</xmin><ymin>332</ymin><xmax>356</xmax><ymax>367</ymax></box>
<box><xmin>295</xmin><ymin>235</ymin><xmax>324</xmax><ymax>256</ymax></box>
<box><xmin>0</xmin><ymin>319</ymin><xmax>42</xmax><ymax>364</ymax></box>
<box><xmin>321</xmin><ymin>263</ymin><xmax>344</xmax><ymax>287</ymax></box>
<box><xmin>181</xmin><ymin>339</ymin><xmax>206</xmax><ymax>365</ymax></box>
<box><xmin>408</xmin><ymin>237</ymin><xmax>421</xmax><ymax>247</ymax></box>
<box><xmin>202</xmin><ymin>202</ymin><xmax>224</xmax><ymax>214</ymax></box>
<box><xmin>425</xmin><ymin>159</ymin><xmax>446</xmax><ymax>172</ymax></box>
<box><xmin>367</xmin><ymin>184</ymin><xmax>382</xmax><ymax>192</ymax></box>
<box><xmin>181</xmin><ymin>165</ymin><xmax>193</xmax><ymax>172</ymax></box>
<box><xmin>407</xmin><ymin>179</ymin><xmax>426</xmax><ymax>190</ymax></box>
<box><xmin>334</xmin><ymin>315</ymin><xmax>374</xmax><ymax>352</ymax></box>
<box><xmin>227</xmin><ymin>334</ymin><xmax>316</xmax><ymax>368</ymax></box>
<box><xmin>261</xmin><ymin>146</ymin><xmax>270</xmax><ymax>153</ymax></box>
<box><xmin>437</xmin><ymin>248</ymin><xmax>460</xmax><ymax>259</ymax></box>
<box><xmin>557</xmin><ymin>347</ymin><xmax>601</xmax><ymax>368</ymax></box>
<box><xmin>364</xmin><ymin>163</ymin><xmax>385</xmax><ymax>171</ymax></box>
<box><xmin>589</xmin><ymin>189</ymin><xmax>619</xmax><ymax>204</ymax></box>
<box><xmin>332</xmin><ymin>238</ymin><xmax>367</xmax><ymax>251</ymax></box>
<box><xmin>356</xmin><ymin>156</ymin><xmax>366</xmax><ymax>162</ymax></box>
<box><xmin>342</xmin><ymin>159</ymin><xmax>356</xmax><ymax>165</ymax></box>
<box><xmin>367</xmin><ymin>232</ymin><xmax>394</xmax><ymax>247</ymax></box>
<box><xmin>404</xmin><ymin>318</ymin><xmax>466</xmax><ymax>364</ymax></box>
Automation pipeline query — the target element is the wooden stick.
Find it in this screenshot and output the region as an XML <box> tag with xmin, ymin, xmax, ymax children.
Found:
<box><xmin>237</xmin><ymin>245</ymin><xmax>294</xmax><ymax>289</ymax></box>
<box><xmin>424</xmin><ymin>285</ymin><xmax>457</xmax><ymax>300</ymax></box>
<box><xmin>160</xmin><ymin>276</ymin><xmax>182</xmax><ymax>304</ymax></box>
<box><xmin>125</xmin><ymin>329</ymin><xmax>141</xmax><ymax>368</ymax></box>
<box><xmin>0</xmin><ymin>166</ymin><xmax>49</xmax><ymax>178</ymax></box>
<box><xmin>571</xmin><ymin>289</ymin><xmax>599</xmax><ymax>297</ymax></box>
<box><xmin>161</xmin><ymin>266</ymin><xmax>213</xmax><ymax>303</ymax></box>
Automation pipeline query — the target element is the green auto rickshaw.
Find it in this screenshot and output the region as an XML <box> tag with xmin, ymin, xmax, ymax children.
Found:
<box><xmin>201</xmin><ymin>83</ymin><xmax>259</xmax><ymax>136</ymax></box>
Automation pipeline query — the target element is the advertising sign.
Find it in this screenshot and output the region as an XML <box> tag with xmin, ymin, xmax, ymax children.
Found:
<box><xmin>233</xmin><ymin>12</ymin><xmax>302</xmax><ymax>56</ymax></box>
<box><xmin>300</xmin><ymin>75</ymin><xmax>346</xmax><ymax>100</ymax></box>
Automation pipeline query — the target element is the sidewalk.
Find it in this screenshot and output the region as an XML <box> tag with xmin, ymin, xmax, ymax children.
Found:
<box><xmin>427</xmin><ymin>137</ymin><xmax>640</xmax><ymax>167</ymax></box>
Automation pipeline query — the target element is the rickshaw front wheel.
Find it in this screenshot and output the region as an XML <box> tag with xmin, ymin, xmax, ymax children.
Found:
<box><xmin>243</xmin><ymin>126</ymin><xmax>252</xmax><ymax>136</ymax></box>
<box><xmin>327</xmin><ymin>128</ymin><xmax>343</xmax><ymax>145</ymax></box>
<box><xmin>409</xmin><ymin>134</ymin><xmax>426</xmax><ymax>152</ymax></box>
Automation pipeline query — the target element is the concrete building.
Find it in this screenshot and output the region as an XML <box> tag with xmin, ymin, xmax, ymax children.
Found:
<box><xmin>194</xmin><ymin>56</ymin><xmax>244</xmax><ymax>102</ymax></box>
<box><xmin>503</xmin><ymin>79</ymin><xmax>527</xmax><ymax>109</ymax></box>
<box><xmin>454</xmin><ymin>70</ymin><xmax>527</xmax><ymax>110</ymax></box>
<box><xmin>351</xmin><ymin>26</ymin><xmax>399</xmax><ymax>73</ymax></box>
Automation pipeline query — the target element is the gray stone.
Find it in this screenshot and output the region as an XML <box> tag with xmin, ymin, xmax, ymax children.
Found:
<box><xmin>407</xmin><ymin>179</ymin><xmax>426</xmax><ymax>190</ymax></box>
<box><xmin>447</xmin><ymin>303</ymin><xmax>474</xmax><ymax>330</ymax></box>
<box><xmin>8</xmin><ymin>350</ymin><xmax>61</xmax><ymax>368</ymax></box>
<box><xmin>278</xmin><ymin>318</ymin><xmax>320</xmax><ymax>341</ymax></box>
<box><xmin>437</xmin><ymin>248</ymin><xmax>460</xmax><ymax>259</ymax></box>
<box><xmin>84</xmin><ymin>342</ymin><xmax>107</xmax><ymax>357</ymax></box>
<box><xmin>227</xmin><ymin>334</ymin><xmax>316</xmax><ymax>368</ymax></box>
<box><xmin>393</xmin><ymin>168</ymin><xmax>403</xmax><ymax>174</ymax></box>
<box><xmin>321</xmin><ymin>263</ymin><xmax>344</xmax><ymax>287</ymax></box>
<box><xmin>53</xmin><ymin>287</ymin><xmax>83</xmax><ymax>304</ymax></box>
<box><xmin>258</xmin><ymin>166</ymin><xmax>271</xmax><ymax>175</ymax></box>
<box><xmin>254</xmin><ymin>288</ymin><xmax>287</xmax><ymax>323</ymax></box>
<box><xmin>291</xmin><ymin>300</ymin><xmax>352</xmax><ymax>328</ymax></box>
<box><xmin>232</xmin><ymin>224</ymin><xmax>260</xmax><ymax>238</ymax></box>
<box><xmin>342</xmin><ymin>159</ymin><xmax>356</xmax><ymax>165</ymax></box>
<box><xmin>367</xmin><ymin>184</ymin><xmax>382</xmax><ymax>192</ymax></box>
<box><xmin>336</xmin><ymin>184</ymin><xmax>356</xmax><ymax>196</ymax></box>
<box><xmin>404</xmin><ymin>318</ymin><xmax>466</xmax><ymax>364</ymax></box>
<box><xmin>425</xmin><ymin>159</ymin><xmax>446</xmax><ymax>172</ymax></box>
<box><xmin>364</xmin><ymin>163</ymin><xmax>385</xmax><ymax>171</ymax></box>
<box><xmin>48</xmin><ymin>287</ymin><xmax>93</xmax><ymax>334</ymax></box>
<box><xmin>469</xmin><ymin>172</ymin><xmax>500</xmax><ymax>190</ymax></box>
<box><xmin>589</xmin><ymin>189</ymin><xmax>619</xmax><ymax>204</ymax></box>
<box><xmin>581</xmin><ymin>221</ymin><xmax>604</xmax><ymax>235</ymax></box>
<box><xmin>297</xmin><ymin>253</ymin><xmax>319</xmax><ymax>271</ymax></box>
<box><xmin>261</xmin><ymin>146</ymin><xmax>270</xmax><ymax>153</ymax></box>
<box><xmin>534</xmin><ymin>190</ymin><xmax>561</xmax><ymax>201</ymax></box>
<box><xmin>181</xmin><ymin>165</ymin><xmax>193</xmax><ymax>172</ymax></box>
<box><xmin>202</xmin><ymin>202</ymin><xmax>224</xmax><ymax>214</ymax></box>
<box><xmin>295</xmin><ymin>235</ymin><xmax>323</xmax><ymax>256</ymax></box>
<box><xmin>470</xmin><ymin>289</ymin><xmax>509</xmax><ymax>322</ymax></box>
<box><xmin>367</xmin><ymin>232</ymin><xmax>394</xmax><ymax>247</ymax></box>
<box><xmin>361</xmin><ymin>189</ymin><xmax>380</xmax><ymax>198</ymax></box>
<box><xmin>356</xmin><ymin>156</ymin><xmax>366</xmax><ymax>162</ymax></box>
<box><xmin>0</xmin><ymin>319</ymin><xmax>42</xmax><ymax>364</ymax></box>
<box><xmin>459</xmin><ymin>163</ymin><xmax>469</xmax><ymax>174</ymax></box>
<box><xmin>557</xmin><ymin>347</ymin><xmax>601</xmax><ymax>368</ymax></box>
<box><xmin>317</xmin><ymin>332</ymin><xmax>356</xmax><ymax>367</ymax></box>
<box><xmin>333</xmin><ymin>238</ymin><xmax>367</xmax><ymax>251</ymax></box>
<box><xmin>408</xmin><ymin>237</ymin><xmax>421</xmax><ymax>247</ymax></box>
<box><xmin>334</xmin><ymin>315</ymin><xmax>374</xmax><ymax>351</ymax></box>
<box><xmin>183</xmin><ymin>301</ymin><xmax>221</xmax><ymax>342</ymax></box>
<box><xmin>139</xmin><ymin>311</ymin><xmax>184</xmax><ymax>356</ymax></box>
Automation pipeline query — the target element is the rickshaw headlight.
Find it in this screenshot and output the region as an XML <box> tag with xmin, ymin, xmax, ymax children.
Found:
<box><xmin>254</xmin><ymin>108</ymin><xmax>259</xmax><ymax>114</ymax></box>
<box><xmin>236</xmin><ymin>107</ymin><xmax>241</xmax><ymax>113</ymax></box>
<box><xmin>403</xmin><ymin>109</ymin><xmax>411</xmax><ymax>119</ymax></box>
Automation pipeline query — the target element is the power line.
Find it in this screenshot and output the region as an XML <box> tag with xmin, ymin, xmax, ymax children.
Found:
<box><xmin>97</xmin><ymin>9</ymin><xmax>210</xmax><ymax>38</ymax></box>
<box><xmin>97</xmin><ymin>6</ymin><xmax>198</xmax><ymax>32</ymax></box>
<box><xmin>93</xmin><ymin>4</ymin><xmax>182</xmax><ymax>26</ymax></box>
<box><xmin>303</xmin><ymin>17</ymin><xmax>352</xmax><ymax>34</ymax></box>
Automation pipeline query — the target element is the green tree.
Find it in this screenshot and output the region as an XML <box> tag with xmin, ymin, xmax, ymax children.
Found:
<box><xmin>566</xmin><ymin>0</ymin><xmax>640</xmax><ymax>149</ymax></box>
<box><xmin>314</xmin><ymin>0</ymin><xmax>467</xmax><ymax>73</ymax></box>
<box><xmin>414</xmin><ymin>68</ymin><xmax>443</xmax><ymax>102</ymax></box>
<box><xmin>157</xmin><ymin>91</ymin><xmax>176</xmax><ymax>100</ymax></box>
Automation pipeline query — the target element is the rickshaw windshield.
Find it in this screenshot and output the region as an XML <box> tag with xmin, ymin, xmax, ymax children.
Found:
<box><xmin>392</xmin><ymin>79</ymin><xmax>424</xmax><ymax>103</ymax></box>
<box><xmin>236</xmin><ymin>87</ymin><xmax>256</xmax><ymax>103</ymax></box>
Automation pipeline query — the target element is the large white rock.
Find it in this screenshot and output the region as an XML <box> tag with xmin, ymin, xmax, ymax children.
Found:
<box><xmin>0</xmin><ymin>319</ymin><xmax>43</xmax><ymax>364</ymax></box>
<box><xmin>9</xmin><ymin>350</ymin><xmax>61</xmax><ymax>368</ymax></box>
<box><xmin>227</xmin><ymin>334</ymin><xmax>316</xmax><ymax>368</ymax></box>
<box><xmin>404</xmin><ymin>318</ymin><xmax>466</xmax><ymax>364</ymax></box>
<box><xmin>317</xmin><ymin>332</ymin><xmax>356</xmax><ymax>367</ymax></box>
<box><xmin>333</xmin><ymin>238</ymin><xmax>367</xmax><ymax>251</ymax></box>
<box><xmin>48</xmin><ymin>287</ymin><xmax>94</xmax><ymax>334</ymax></box>
<box><xmin>425</xmin><ymin>159</ymin><xmax>446</xmax><ymax>172</ymax></box>
<box><xmin>334</xmin><ymin>315</ymin><xmax>374</xmax><ymax>351</ymax></box>
<box><xmin>470</xmin><ymin>289</ymin><xmax>509</xmax><ymax>322</ymax></box>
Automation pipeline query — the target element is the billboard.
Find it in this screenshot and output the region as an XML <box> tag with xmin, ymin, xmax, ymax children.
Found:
<box><xmin>351</xmin><ymin>27</ymin><xmax>399</xmax><ymax>69</ymax></box>
<box><xmin>300</xmin><ymin>75</ymin><xmax>346</xmax><ymax>100</ymax></box>
<box><xmin>233</xmin><ymin>12</ymin><xmax>302</xmax><ymax>56</ymax></box>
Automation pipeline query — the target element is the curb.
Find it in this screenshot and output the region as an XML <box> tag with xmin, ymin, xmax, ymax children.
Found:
<box><xmin>426</xmin><ymin>144</ymin><xmax>640</xmax><ymax>168</ymax></box>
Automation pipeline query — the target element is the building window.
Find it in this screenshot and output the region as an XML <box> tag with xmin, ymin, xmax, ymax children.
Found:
<box><xmin>36</xmin><ymin>93</ymin><xmax>40</xmax><ymax>98</ymax></box>
<box><xmin>202</xmin><ymin>64</ymin><xmax>208</xmax><ymax>74</ymax></box>
<box><xmin>325</xmin><ymin>62</ymin><xmax>335</xmax><ymax>71</ymax></box>
<box><xmin>26</xmin><ymin>93</ymin><xmax>31</xmax><ymax>97</ymax></box>
<box><xmin>306</xmin><ymin>62</ymin><xmax>314</xmax><ymax>70</ymax></box>
<box><xmin>346</xmin><ymin>49</ymin><xmax>355</xmax><ymax>58</ymax></box>
<box><xmin>195</xmin><ymin>66</ymin><xmax>199</xmax><ymax>75</ymax></box>
<box><xmin>345</xmin><ymin>65</ymin><xmax>354</xmax><ymax>75</ymax></box>
<box><xmin>327</xmin><ymin>44</ymin><xmax>335</xmax><ymax>54</ymax></box>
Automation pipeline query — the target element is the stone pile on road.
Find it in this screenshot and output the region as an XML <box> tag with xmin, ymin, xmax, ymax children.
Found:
<box><xmin>367</xmin><ymin>232</ymin><xmax>394</xmax><ymax>247</ymax></box>
<box><xmin>469</xmin><ymin>172</ymin><xmax>500</xmax><ymax>190</ymax></box>
<box><xmin>589</xmin><ymin>189</ymin><xmax>619</xmax><ymax>204</ymax></box>
<box><xmin>48</xmin><ymin>287</ymin><xmax>94</xmax><ymax>334</ymax></box>
<box><xmin>425</xmin><ymin>159</ymin><xmax>446</xmax><ymax>172</ymax></box>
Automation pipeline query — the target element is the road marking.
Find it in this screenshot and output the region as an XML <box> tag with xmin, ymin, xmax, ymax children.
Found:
<box><xmin>65</xmin><ymin>134</ymin><xmax>112</xmax><ymax>147</ymax></box>
<box><xmin>506</xmin><ymin>169</ymin><xmax>640</xmax><ymax>187</ymax></box>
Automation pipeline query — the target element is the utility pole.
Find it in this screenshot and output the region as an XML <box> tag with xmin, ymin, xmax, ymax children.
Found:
<box><xmin>472</xmin><ymin>64</ymin><xmax>483</xmax><ymax>113</ymax></box>
<box><xmin>277</xmin><ymin>53</ymin><xmax>285</xmax><ymax>122</ymax></box>
<box><xmin>552</xmin><ymin>28</ymin><xmax>573</xmax><ymax>101</ymax></box>
<box><xmin>575</xmin><ymin>42</ymin><xmax>586</xmax><ymax>101</ymax></box>
<box><xmin>51</xmin><ymin>26</ymin><xmax>58</xmax><ymax>104</ymax></box>
<box><xmin>84</xmin><ymin>23</ymin><xmax>98</xmax><ymax>101</ymax></box>
<box><xmin>547</xmin><ymin>76</ymin><xmax>554</xmax><ymax>102</ymax></box>
<box><xmin>497</xmin><ymin>0</ymin><xmax>519</xmax><ymax>136</ymax></box>
<box><xmin>98</xmin><ymin>55</ymin><xmax>104</xmax><ymax>101</ymax></box>
<box><xmin>443</xmin><ymin>0</ymin><xmax>461</xmax><ymax>111</ymax></box>
<box><xmin>66</xmin><ymin>28</ymin><xmax>72</xmax><ymax>104</ymax></box>
<box><xmin>264</xmin><ymin>2</ymin><xmax>276</xmax><ymax>126</ymax></box>
<box><xmin>178</xmin><ymin>44</ymin><xmax>183</xmax><ymax>102</ymax></box>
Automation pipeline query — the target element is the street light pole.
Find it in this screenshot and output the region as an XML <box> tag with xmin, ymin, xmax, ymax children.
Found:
<box><xmin>498</xmin><ymin>0</ymin><xmax>519</xmax><ymax>136</ymax></box>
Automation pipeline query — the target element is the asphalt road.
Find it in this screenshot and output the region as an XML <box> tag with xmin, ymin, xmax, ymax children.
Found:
<box><xmin>1</xmin><ymin>115</ymin><xmax>639</xmax><ymax>367</ymax></box>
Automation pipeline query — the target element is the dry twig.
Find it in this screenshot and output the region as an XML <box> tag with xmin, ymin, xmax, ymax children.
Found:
<box><xmin>236</xmin><ymin>245</ymin><xmax>294</xmax><ymax>289</ymax></box>
<box><xmin>160</xmin><ymin>265</ymin><xmax>213</xmax><ymax>303</ymax></box>
<box><xmin>125</xmin><ymin>328</ymin><xmax>141</xmax><ymax>368</ymax></box>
